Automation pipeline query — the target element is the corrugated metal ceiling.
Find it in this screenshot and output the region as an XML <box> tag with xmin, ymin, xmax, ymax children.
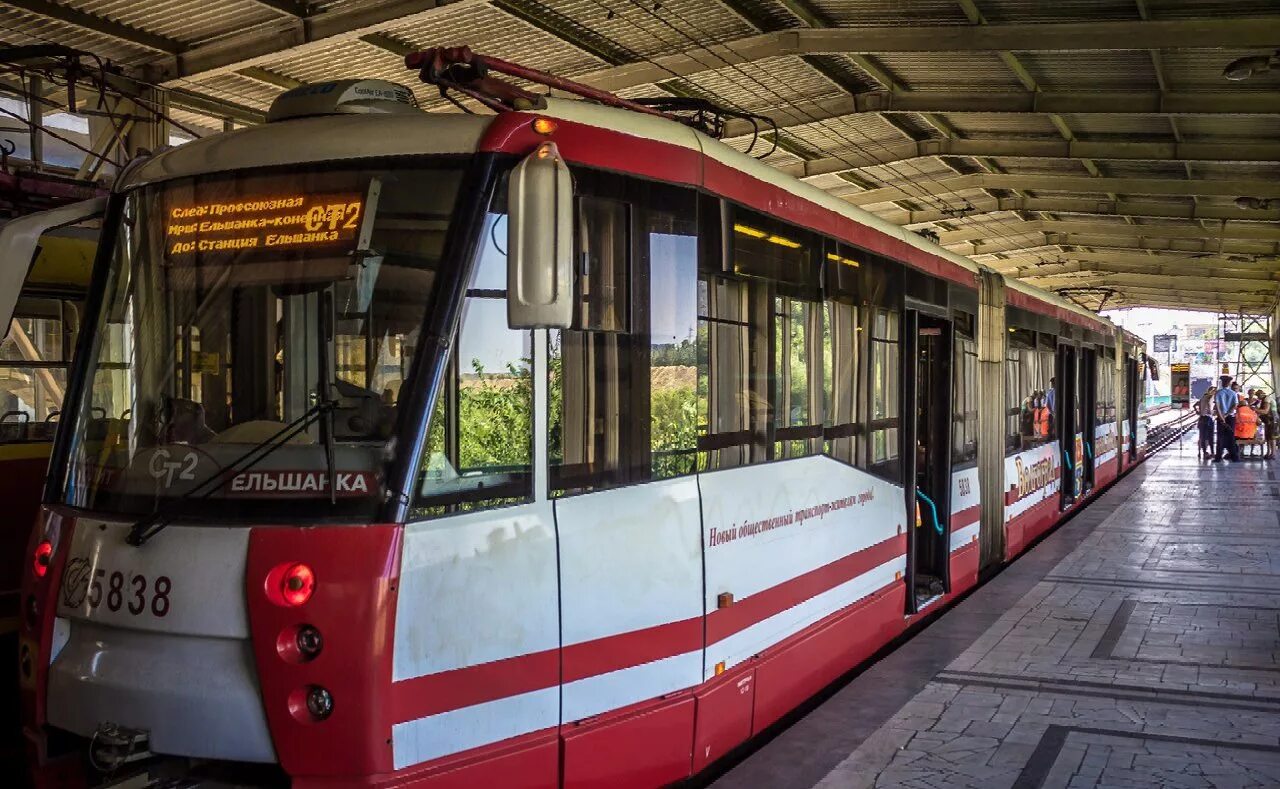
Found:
<box><xmin>0</xmin><ymin>0</ymin><xmax>1275</xmax><ymax>310</ymax></box>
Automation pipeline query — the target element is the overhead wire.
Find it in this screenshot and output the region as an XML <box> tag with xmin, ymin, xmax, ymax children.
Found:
<box><xmin>609</xmin><ymin>0</ymin><xmax>1049</xmax><ymax>269</ymax></box>
<box><xmin>0</xmin><ymin>61</ymin><xmax>205</xmax><ymax>140</ymax></box>
<box><xmin>0</xmin><ymin>27</ymin><xmax>223</xmax><ymax>138</ymax></box>
<box><xmin>588</xmin><ymin>0</ymin><xmax>960</xmax><ymax>217</ymax></box>
<box><xmin>0</xmin><ymin>102</ymin><xmax>119</xmax><ymax>171</ymax></box>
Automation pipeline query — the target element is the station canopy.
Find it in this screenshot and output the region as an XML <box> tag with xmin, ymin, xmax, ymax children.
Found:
<box><xmin>2</xmin><ymin>0</ymin><xmax>1279</xmax><ymax>314</ymax></box>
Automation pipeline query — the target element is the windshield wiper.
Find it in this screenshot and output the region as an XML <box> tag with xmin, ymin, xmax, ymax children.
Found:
<box><xmin>125</xmin><ymin>398</ymin><xmax>336</xmax><ymax>547</ymax></box>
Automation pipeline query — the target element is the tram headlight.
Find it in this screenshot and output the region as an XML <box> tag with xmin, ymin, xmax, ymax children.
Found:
<box><xmin>280</xmin><ymin>563</ymin><xmax>315</xmax><ymax>607</ymax></box>
<box><xmin>305</xmin><ymin>686</ymin><xmax>334</xmax><ymax>721</ymax></box>
<box><xmin>32</xmin><ymin>540</ymin><xmax>52</xmax><ymax>578</ymax></box>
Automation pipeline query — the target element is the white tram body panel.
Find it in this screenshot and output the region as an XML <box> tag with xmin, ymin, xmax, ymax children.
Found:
<box><xmin>555</xmin><ymin>476</ymin><xmax>704</xmax><ymax>722</ymax></box>
<box><xmin>699</xmin><ymin>456</ymin><xmax>906</xmax><ymax>677</ymax></box>
<box><xmin>949</xmin><ymin>466</ymin><xmax>981</xmax><ymax>552</ymax></box>
<box><xmin>48</xmin><ymin>520</ymin><xmax>273</xmax><ymax>762</ymax></box>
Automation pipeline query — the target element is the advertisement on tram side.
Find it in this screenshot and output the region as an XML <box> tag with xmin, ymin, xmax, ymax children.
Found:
<box><xmin>1003</xmin><ymin>441</ymin><xmax>1062</xmax><ymax>523</ymax></box>
<box><xmin>699</xmin><ymin>455</ymin><xmax>908</xmax><ymax>677</ymax></box>
<box><xmin>1094</xmin><ymin>422</ymin><xmax>1118</xmax><ymax>467</ymax></box>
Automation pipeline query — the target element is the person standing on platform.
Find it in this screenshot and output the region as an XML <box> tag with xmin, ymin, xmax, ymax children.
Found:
<box><xmin>1257</xmin><ymin>389</ymin><xmax>1276</xmax><ymax>460</ymax></box>
<box><xmin>1195</xmin><ymin>385</ymin><xmax>1217</xmax><ymax>459</ymax></box>
<box><xmin>1213</xmin><ymin>375</ymin><xmax>1240</xmax><ymax>462</ymax></box>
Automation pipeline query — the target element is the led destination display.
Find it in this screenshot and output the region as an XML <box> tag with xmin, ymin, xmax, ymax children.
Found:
<box><xmin>164</xmin><ymin>192</ymin><xmax>367</xmax><ymax>258</ymax></box>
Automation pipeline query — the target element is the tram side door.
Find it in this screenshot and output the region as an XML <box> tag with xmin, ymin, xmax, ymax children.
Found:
<box><xmin>1080</xmin><ymin>347</ymin><xmax>1097</xmax><ymax>492</ymax></box>
<box><xmin>904</xmin><ymin>310</ymin><xmax>953</xmax><ymax>613</ymax></box>
<box><xmin>1056</xmin><ymin>343</ymin><xmax>1079</xmax><ymax>509</ymax></box>
<box><xmin>1126</xmin><ymin>355</ymin><xmax>1140</xmax><ymax>460</ymax></box>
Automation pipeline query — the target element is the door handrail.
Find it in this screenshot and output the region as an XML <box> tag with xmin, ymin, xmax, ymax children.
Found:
<box><xmin>915</xmin><ymin>489</ymin><xmax>944</xmax><ymax>535</ymax></box>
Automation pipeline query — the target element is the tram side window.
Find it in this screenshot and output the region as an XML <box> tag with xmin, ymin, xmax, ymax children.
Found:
<box><xmin>648</xmin><ymin>207</ymin><xmax>700</xmax><ymax>480</ymax></box>
<box><xmin>698</xmin><ymin>276</ymin><xmax>765</xmax><ymax>470</ymax></box>
<box><xmin>550</xmin><ymin>195</ymin><xmax>631</xmax><ymax>494</ymax></box>
<box><xmin>730</xmin><ymin>209</ymin><xmax>823</xmax><ymax>461</ymax></box>
<box><xmin>551</xmin><ymin>180</ymin><xmax>701</xmax><ymax>495</ymax></box>
<box><xmin>824</xmin><ymin>299</ymin><xmax>860</xmax><ymax>466</ymax></box>
<box><xmin>1097</xmin><ymin>347</ymin><xmax>1115</xmax><ymax>423</ymax></box>
<box><xmin>1006</xmin><ymin>327</ymin><xmax>1052</xmax><ymax>452</ymax></box>
<box><xmin>1005</xmin><ymin>335</ymin><xmax>1022</xmax><ymax>453</ymax></box>
<box><xmin>868</xmin><ymin>307</ymin><xmax>900</xmax><ymax>471</ymax></box>
<box><xmin>952</xmin><ymin>311</ymin><xmax>978</xmax><ymax>465</ymax></box>
<box><xmin>415</xmin><ymin>198</ymin><xmax>535</xmax><ymax>518</ymax></box>
<box><xmin>0</xmin><ymin>296</ymin><xmax>81</xmax><ymax>442</ymax></box>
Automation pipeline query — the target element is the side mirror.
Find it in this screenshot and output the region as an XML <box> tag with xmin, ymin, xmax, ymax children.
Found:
<box><xmin>507</xmin><ymin>142</ymin><xmax>574</xmax><ymax>329</ymax></box>
<box><xmin>0</xmin><ymin>197</ymin><xmax>106</xmax><ymax>340</ymax></box>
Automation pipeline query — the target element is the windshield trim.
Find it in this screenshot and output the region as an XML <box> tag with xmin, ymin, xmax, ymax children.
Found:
<box><xmin>45</xmin><ymin>153</ymin><xmax>504</xmax><ymax>526</ymax></box>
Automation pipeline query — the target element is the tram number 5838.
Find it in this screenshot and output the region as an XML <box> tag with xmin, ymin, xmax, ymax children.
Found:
<box><xmin>87</xmin><ymin>569</ymin><xmax>173</xmax><ymax>618</ymax></box>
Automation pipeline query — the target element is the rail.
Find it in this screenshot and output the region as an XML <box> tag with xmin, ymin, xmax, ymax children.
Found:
<box><xmin>1144</xmin><ymin>407</ymin><xmax>1197</xmax><ymax>453</ymax></box>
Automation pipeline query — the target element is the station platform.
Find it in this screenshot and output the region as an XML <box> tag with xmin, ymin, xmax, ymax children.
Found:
<box><xmin>712</xmin><ymin>434</ymin><xmax>1280</xmax><ymax>789</ymax></box>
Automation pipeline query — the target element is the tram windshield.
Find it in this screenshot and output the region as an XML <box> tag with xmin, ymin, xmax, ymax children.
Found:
<box><xmin>55</xmin><ymin>159</ymin><xmax>469</xmax><ymax>519</ymax></box>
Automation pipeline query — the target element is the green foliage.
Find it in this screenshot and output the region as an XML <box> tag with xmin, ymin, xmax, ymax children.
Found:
<box><xmin>652</xmin><ymin>383</ymin><xmax>698</xmax><ymax>477</ymax></box>
<box><xmin>651</xmin><ymin>339</ymin><xmax>696</xmax><ymax>368</ymax></box>
<box><xmin>422</xmin><ymin>347</ymin><xmax>701</xmax><ymax>486</ymax></box>
<box><xmin>457</xmin><ymin>359</ymin><xmax>533</xmax><ymax>469</ymax></box>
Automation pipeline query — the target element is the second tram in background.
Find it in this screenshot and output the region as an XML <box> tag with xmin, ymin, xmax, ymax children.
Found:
<box><xmin>0</xmin><ymin>220</ymin><xmax>96</xmax><ymax>639</ymax></box>
<box><xmin>15</xmin><ymin>50</ymin><xmax>1150</xmax><ymax>789</ymax></box>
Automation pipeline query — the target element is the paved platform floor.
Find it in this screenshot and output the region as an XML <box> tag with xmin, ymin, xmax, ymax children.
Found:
<box><xmin>712</xmin><ymin>434</ymin><xmax>1280</xmax><ymax>789</ymax></box>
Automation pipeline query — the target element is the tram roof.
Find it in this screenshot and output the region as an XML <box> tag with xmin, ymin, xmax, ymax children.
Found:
<box><xmin>121</xmin><ymin>93</ymin><xmax>1112</xmax><ymax>332</ymax></box>
<box><xmin>4</xmin><ymin>0</ymin><xmax>1278</xmax><ymax>315</ymax></box>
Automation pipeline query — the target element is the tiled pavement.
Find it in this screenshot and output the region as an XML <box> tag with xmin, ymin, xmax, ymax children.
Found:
<box><xmin>712</xmin><ymin>435</ymin><xmax>1280</xmax><ymax>789</ymax></box>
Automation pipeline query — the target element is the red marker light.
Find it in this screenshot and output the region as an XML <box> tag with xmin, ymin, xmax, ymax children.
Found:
<box><xmin>32</xmin><ymin>541</ymin><xmax>53</xmax><ymax>578</ymax></box>
<box><xmin>280</xmin><ymin>563</ymin><xmax>315</xmax><ymax>607</ymax></box>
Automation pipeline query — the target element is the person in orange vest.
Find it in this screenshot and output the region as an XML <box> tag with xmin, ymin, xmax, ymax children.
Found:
<box><xmin>1235</xmin><ymin>397</ymin><xmax>1259</xmax><ymax>446</ymax></box>
<box><xmin>1033</xmin><ymin>391</ymin><xmax>1050</xmax><ymax>440</ymax></box>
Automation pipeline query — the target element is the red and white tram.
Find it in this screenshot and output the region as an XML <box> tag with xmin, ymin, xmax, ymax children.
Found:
<box><xmin>17</xmin><ymin>52</ymin><xmax>1149</xmax><ymax>788</ymax></box>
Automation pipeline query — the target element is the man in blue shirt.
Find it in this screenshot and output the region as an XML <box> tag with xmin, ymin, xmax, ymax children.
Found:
<box><xmin>1213</xmin><ymin>374</ymin><xmax>1239</xmax><ymax>462</ymax></box>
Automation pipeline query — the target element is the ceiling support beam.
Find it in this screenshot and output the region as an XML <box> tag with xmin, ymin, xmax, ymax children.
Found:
<box><xmin>723</xmin><ymin>91</ymin><xmax>1280</xmax><ymax>136</ymax></box>
<box><xmin>1010</xmin><ymin>259</ymin><xmax>1280</xmax><ymax>282</ymax></box>
<box><xmin>722</xmin><ymin>0</ymin><xmax>953</xmax><ymax>214</ymax></box>
<box><xmin>889</xmin><ymin>196</ymin><xmax>1280</xmax><ymax>225</ymax></box>
<box><xmin>2</xmin><ymin>0</ymin><xmax>185</xmax><ymax>54</ymax></box>
<box><xmin>1106</xmin><ymin>293</ymin><xmax>1276</xmax><ymax>310</ymax></box>
<box><xmin>954</xmin><ymin>235</ymin><xmax>1280</xmax><ymax>257</ymax></box>
<box><xmin>1028</xmin><ymin>272</ymin><xmax>1280</xmax><ymax>295</ymax></box>
<box><xmin>838</xmin><ymin>173</ymin><xmax>1280</xmax><ymax>206</ymax></box>
<box><xmin>245</xmin><ymin>0</ymin><xmax>313</xmax><ymax>17</ymax></box>
<box><xmin>1039</xmin><ymin>279</ymin><xmax>1279</xmax><ymax>302</ymax></box>
<box><xmin>159</xmin><ymin>0</ymin><xmax>480</xmax><ymax>82</ymax></box>
<box><xmin>234</xmin><ymin>67</ymin><xmax>303</xmax><ymax>91</ymax></box>
<box><xmin>576</xmin><ymin>17</ymin><xmax>1280</xmax><ymax>93</ymax></box>
<box><xmin>993</xmin><ymin>249</ymin><xmax>1277</xmax><ymax>270</ymax></box>
<box><xmin>939</xmin><ymin>219</ymin><xmax>1280</xmax><ymax>245</ymax></box>
<box><xmin>777</xmin><ymin>139</ymin><xmax>1280</xmax><ymax>178</ymax></box>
